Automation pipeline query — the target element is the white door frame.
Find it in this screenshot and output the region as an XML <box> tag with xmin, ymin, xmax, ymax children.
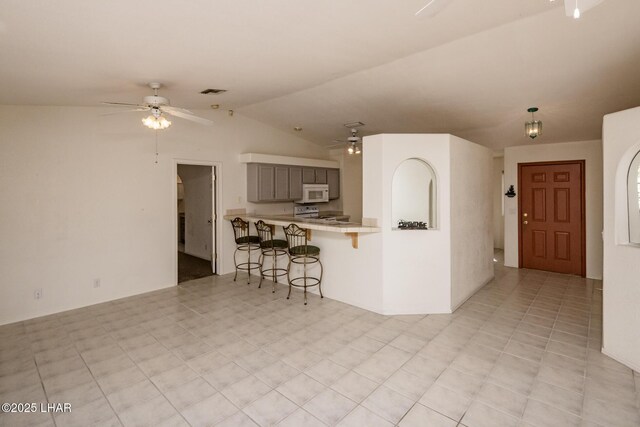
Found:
<box><xmin>173</xmin><ymin>159</ymin><xmax>223</xmax><ymax>285</ymax></box>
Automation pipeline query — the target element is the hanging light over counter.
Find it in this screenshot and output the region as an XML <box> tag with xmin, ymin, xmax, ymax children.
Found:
<box><xmin>525</xmin><ymin>107</ymin><xmax>542</xmax><ymax>140</ymax></box>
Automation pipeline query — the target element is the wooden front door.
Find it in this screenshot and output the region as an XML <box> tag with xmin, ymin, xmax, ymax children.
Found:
<box><xmin>519</xmin><ymin>161</ymin><xmax>585</xmax><ymax>276</ymax></box>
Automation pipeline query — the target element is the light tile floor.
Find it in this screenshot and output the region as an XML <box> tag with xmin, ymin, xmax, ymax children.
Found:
<box><xmin>1</xmin><ymin>252</ymin><xmax>639</xmax><ymax>427</ymax></box>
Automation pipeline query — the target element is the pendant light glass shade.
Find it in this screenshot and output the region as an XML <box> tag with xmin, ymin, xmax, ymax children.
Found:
<box><xmin>525</xmin><ymin>107</ymin><xmax>542</xmax><ymax>139</ymax></box>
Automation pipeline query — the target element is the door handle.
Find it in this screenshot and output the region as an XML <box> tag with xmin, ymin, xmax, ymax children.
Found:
<box><xmin>523</xmin><ymin>221</ymin><xmax>528</xmax><ymax>225</ymax></box>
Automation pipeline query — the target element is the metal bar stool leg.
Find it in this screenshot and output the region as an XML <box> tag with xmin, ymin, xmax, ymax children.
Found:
<box><xmin>233</xmin><ymin>247</ymin><xmax>239</xmax><ymax>282</ymax></box>
<box><xmin>230</xmin><ymin>217</ymin><xmax>261</xmax><ymax>286</ymax></box>
<box><xmin>318</xmin><ymin>258</ymin><xmax>324</xmax><ymax>299</ymax></box>
<box><xmin>283</xmin><ymin>224</ymin><xmax>322</xmax><ymax>305</ymax></box>
<box><xmin>286</xmin><ymin>258</ymin><xmax>293</xmax><ymax>300</ymax></box>
<box><xmin>258</xmin><ymin>251</ymin><xmax>264</xmax><ymax>288</ymax></box>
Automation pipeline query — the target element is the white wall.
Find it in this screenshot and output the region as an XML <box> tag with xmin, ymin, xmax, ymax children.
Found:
<box><xmin>362</xmin><ymin>134</ymin><xmax>493</xmax><ymax>314</ymax></box>
<box><xmin>331</xmin><ymin>150</ymin><xmax>362</xmax><ymax>223</ymax></box>
<box><xmin>367</xmin><ymin>134</ymin><xmax>453</xmax><ymax>314</ymax></box>
<box><xmin>492</xmin><ymin>156</ymin><xmax>505</xmax><ymax>249</ymax></box>
<box><xmin>177</xmin><ymin>164</ymin><xmax>212</xmax><ymax>260</ymax></box>
<box><xmin>503</xmin><ymin>140</ymin><xmax>603</xmax><ymax>279</ymax></box>
<box><xmin>0</xmin><ymin>105</ymin><xmax>331</xmax><ymax>325</ymax></box>
<box><xmin>602</xmin><ymin>106</ymin><xmax>640</xmax><ymax>371</ymax></box>
<box><xmin>450</xmin><ymin>136</ymin><xmax>494</xmax><ymax>309</ymax></box>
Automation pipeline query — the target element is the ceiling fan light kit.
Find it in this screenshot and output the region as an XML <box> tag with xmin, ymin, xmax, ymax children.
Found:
<box><xmin>142</xmin><ymin>112</ymin><xmax>171</xmax><ymax>130</ymax></box>
<box><xmin>525</xmin><ymin>107</ymin><xmax>542</xmax><ymax>140</ymax></box>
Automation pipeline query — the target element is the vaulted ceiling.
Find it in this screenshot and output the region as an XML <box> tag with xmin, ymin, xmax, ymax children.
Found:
<box><xmin>1</xmin><ymin>0</ymin><xmax>639</xmax><ymax>149</ymax></box>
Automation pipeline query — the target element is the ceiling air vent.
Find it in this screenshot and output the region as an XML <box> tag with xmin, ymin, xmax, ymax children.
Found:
<box><xmin>200</xmin><ymin>88</ymin><xmax>227</xmax><ymax>95</ymax></box>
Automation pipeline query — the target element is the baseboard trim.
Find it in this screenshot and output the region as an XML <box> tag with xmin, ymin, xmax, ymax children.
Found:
<box><xmin>451</xmin><ymin>274</ymin><xmax>495</xmax><ymax>312</ymax></box>
<box><xmin>601</xmin><ymin>346</ymin><xmax>640</xmax><ymax>372</ymax></box>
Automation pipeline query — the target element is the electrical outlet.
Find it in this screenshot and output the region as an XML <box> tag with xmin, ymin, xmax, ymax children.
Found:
<box><xmin>34</xmin><ymin>288</ymin><xmax>43</xmax><ymax>300</ymax></box>
<box><xmin>93</xmin><ymin>278</ymin><xmax>101</xmax><ymax>288</ymax></box>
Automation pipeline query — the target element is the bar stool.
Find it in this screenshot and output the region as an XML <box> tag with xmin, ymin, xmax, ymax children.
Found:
<box><xmin>230</xmin><ymin>217</ymin><xmax>261</xmax><ymax>284</ymax></box>
<box><xmin>254</xmin><ymin>220</ymin><xmax>289</xmax><ymax>293</ymax></box>
<box><xmin>283</xmin><ymin>224</ymin><xmax>323</xmax><ymax>305</ymax></box>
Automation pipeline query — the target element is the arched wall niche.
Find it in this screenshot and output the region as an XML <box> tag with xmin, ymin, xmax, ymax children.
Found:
<box><xmin>627</xmin><ymin>150</ymin><xmax>640</xmax><ymax>244</ymax></box>
<box><xmin>614</xmin><ymin>140</ymin><xmax>640</xmax><ymax>246</ymax></box>
<box><xmin>391</xmin><ymin>158</ymin><xmax>438</xmax><ymax>229</ymax></box>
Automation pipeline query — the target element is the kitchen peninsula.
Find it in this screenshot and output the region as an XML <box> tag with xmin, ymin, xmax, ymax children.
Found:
<box><xmin>224</xmin><ymin>211</ymin><xmax>380</xmax><ymax>249</ymax></box>
<box><xmin>232</xmin><ymin>134</ymin><xmax>494</xmax><ymax>316</ymax></box>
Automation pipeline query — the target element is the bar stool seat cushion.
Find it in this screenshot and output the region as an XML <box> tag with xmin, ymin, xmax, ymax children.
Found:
<box><xmin>260</xmin><ymin>239</ymin><xmax>288</xmax><ymax>249</ymax></box>
<box><xmin>289</xmin><ymin>245</ymin><xmax>321</xmax><ymax>256</ymax></box>
<box><xmin>235</xmin><ymin>235</ymin><xmax>261</xmax><ymax>245</ymax></box>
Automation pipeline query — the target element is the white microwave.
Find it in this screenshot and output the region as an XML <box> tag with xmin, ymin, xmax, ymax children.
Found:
<box><xmin>296</xmin><ymin>184</ymin><xmax>329</xmax><ymax>204</ymax></box>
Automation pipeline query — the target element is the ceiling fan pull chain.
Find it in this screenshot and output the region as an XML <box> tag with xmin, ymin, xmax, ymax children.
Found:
<box><xmin>155</xmin><ymin>130</ymin><xmax>159</xmax><ymax>164</ymax></box>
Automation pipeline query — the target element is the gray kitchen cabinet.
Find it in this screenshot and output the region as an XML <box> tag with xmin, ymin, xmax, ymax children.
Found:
<box><xmin>258</xmin><ymin>165</ymin><xmax>275</xmax><ymax>201</ymax></box>
<box><xmin>327</xmin><ymin>168</ymin><xmax>340</xmax><ymax>199</ymax></box>
<box><xmin>289</xmin><ymin>167</ymin><xmax>303</xmax><ymax>200</ymax></box>
<box><xmin>302</xmin><ymin>167</ymin><xmax>328</xmax><ymax>184</ymax></box>
<box><xmin>315</xmin><ymin>168</ymin><xmax>327</xmax><ymax>184</ymax></box>
<box><xmin>302</xmin><ymin>168</ymin><xmax>316</xmax><ymax>184</ymax></box>
<box><xmin>247</xmin><ymin>163</ymin><xmax>260</xmax><ymax>202</ymax></box>
<box><xmin>248</xmin><ymin>163</ymin><xmax>340</xmax><ymax>203</ymax></box>
<box><xmin>274</xmin><ymin>166</ymin><xmax>290</xmax><ymax>200</ymax></box>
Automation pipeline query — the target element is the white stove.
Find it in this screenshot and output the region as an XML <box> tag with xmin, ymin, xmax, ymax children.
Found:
<box><xmin>293</xmin><ymin>206</ymin><xmax>320</xmax><ymax>218</ymax></box>
<box><xmin>293</xmin><ymin>206</ymin><xmax>340</xmax><ymax>222</ymax></box>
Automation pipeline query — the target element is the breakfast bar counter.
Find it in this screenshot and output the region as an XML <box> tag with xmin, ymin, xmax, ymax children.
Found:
<box><xmin>223</xmin><ymin>213</ymin><xmax>380</xmax><ymax>248</ymax></box>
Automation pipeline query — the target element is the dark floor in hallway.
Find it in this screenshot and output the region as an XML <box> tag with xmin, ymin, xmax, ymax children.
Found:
<box><xmin>178</xmin><ymin>252</ymin><xmax>213</xmax><ymax>283</ymax></box>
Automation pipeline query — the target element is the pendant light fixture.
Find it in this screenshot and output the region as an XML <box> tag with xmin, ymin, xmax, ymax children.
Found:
<box><xmin>525</xmin><ymin>107</ymin><xmax>542</xmax><ymax>140</ymax></box>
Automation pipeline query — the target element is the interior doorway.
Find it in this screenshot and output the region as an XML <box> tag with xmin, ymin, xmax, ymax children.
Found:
<box><xmin>177</xmin><ymin>164</ymin><xmax>217</xmax><ymax>283</ymax></box>
<box><xmin>518</xmin><ymin>160</ymin><xmax>585</xmax><ymax>276</ymax></box>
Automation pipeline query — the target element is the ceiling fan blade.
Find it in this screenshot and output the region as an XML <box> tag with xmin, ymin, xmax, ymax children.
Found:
<box><xmin>102</xmin><ymin>101</ymin><xmax>147</xmax><ymax>107</ymax></box>
<box><xmin>163</xmin><ymin>108</ymin><xmax>213</xmax><ymax>126</ymax></box>
<box><xmin>100</xmin><ymin>107</ymin><xmax>150</xmax><ymax>116</ymax></box>
<box><xmin>415</xmin><ymin>0</ymin><xmax>451</xmax><ymax>17</ymax></box>
<box><xmin>162</xmin><ymin>105</ymin><xmax>196</xmax><ymax>115</ymax></box>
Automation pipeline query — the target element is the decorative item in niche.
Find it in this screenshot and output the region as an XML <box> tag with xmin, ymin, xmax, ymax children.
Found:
<box><xmin>505</xmin><ymin>185</ymin><xmax>516</xmax><ymax>198</ymax></box>
<box><xmin>397</xmin><ymin>220</ymin><xmax>428</xmax><ymax>230</ymax></box>
<box><xmin>392</xmin><ymin>158</ymin><xmax>437</xmax><ymax>229</ymax></box>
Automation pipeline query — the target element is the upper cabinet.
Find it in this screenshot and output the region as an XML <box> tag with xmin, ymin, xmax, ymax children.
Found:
<box><xmin>247</xmin><ymin>163</ymin><xmax>340</xmax><ymax>203</ymax></box>
<box><xmin>248</xmin><ymin>164</ymin><xmax>283</xmax><ymax>202</ymax></box>
<box><xmin>327</xmin><ymin>169</ymin><xmax>340</xmax><ymax>200</ymax></box>
<box><xmin>302</xmin><ymin>168</ymin><xmax>316</xmax><ymax>184</ymax></box>
<box><xmin>315</xmin><ymin>169</ymin><xmax>327</xmax><ymax>184</ymax></box>
<box><xmin>274</xmin><ymin>166</ymin><xmax>290</xmax><ymax>201</ymax></box>
<box><xmin>258</xmin><ymin>165</ymin><xmax>275</xmax><ymax>201</ymax></box>
<box><xmin>289</xmin><ymin>167</ymin><xmax>303</xmax><ymax>201</ymax></box>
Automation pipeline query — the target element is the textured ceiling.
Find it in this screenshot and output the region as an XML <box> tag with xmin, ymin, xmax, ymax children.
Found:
<box><xmin>1</xmin><ymin>0</ymin><xmax>638</xmax><ymax>149</ymax></box>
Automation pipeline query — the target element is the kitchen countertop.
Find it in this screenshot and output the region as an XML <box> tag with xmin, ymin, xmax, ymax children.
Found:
<box><xmin>223</xmin><ymin>213</ymin><xmax>381</xmax><ymax>234</ymax></box>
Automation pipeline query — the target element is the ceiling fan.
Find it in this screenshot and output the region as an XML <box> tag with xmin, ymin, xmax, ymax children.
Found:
<box><xmin>102</xmin><ymin>82</ymin><xmax>213</xmax><ymax>129</ymax></box>
<box><xmin>328</xmin><ymin>128</ymin><xmax>362</xmax><ymax>155</ymax></box>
